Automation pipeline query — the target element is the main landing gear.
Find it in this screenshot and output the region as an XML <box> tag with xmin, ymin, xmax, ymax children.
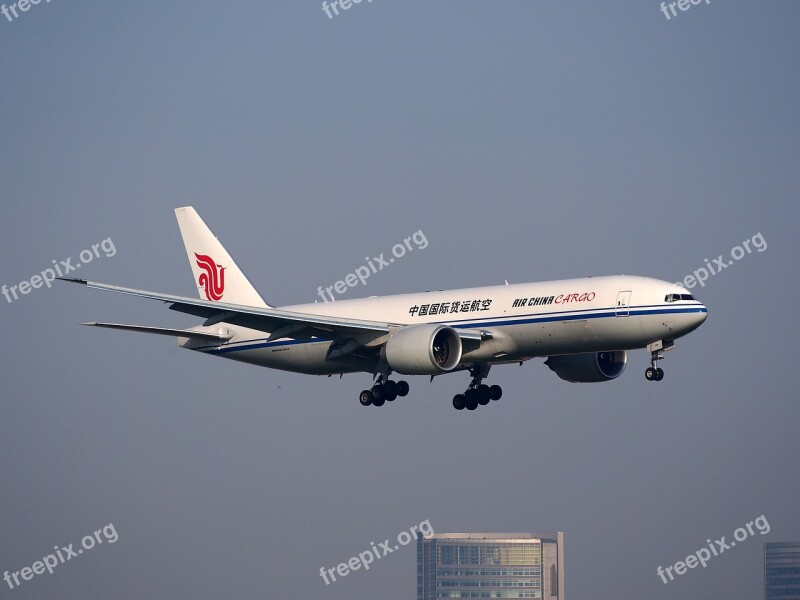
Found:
<box><xmin>452</xmin><ymin>365</ymin><xmax>502</xmax><ymax>411</ymax></box>
<box><xmin>645</xmin><ymin>340</ymin><xmax>674</xmax><ymax>382</ymax></box>
<box><xmin>359</xmin><ymin>375</ymin><xmax>409</xmax><ymax>407</ymax></box>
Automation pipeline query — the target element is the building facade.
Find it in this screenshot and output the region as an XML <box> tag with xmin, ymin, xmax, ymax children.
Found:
<box><xmin>765</xmin><ymin>542</ymin><xmax>800</xmax><ymax>600</ymax></box>
<box><xmin>417</xmin><ymin>532</ymin><xmax>564</xmax><ymax>600</ymax></box>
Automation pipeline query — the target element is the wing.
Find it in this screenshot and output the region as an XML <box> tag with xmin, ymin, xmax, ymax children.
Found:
<box><xmin>59</xmin><ymin>277</ymin><xmax>487</xmax><ymax>363</ymax></box>
<box><xmin>81</xmin><ymin>322</ymin><xmax>235</xmax><ymax>341</ymax></box>
<box><xmin>59</xmin><ymin>278</ymin><xmax>394</xmax><ymax>342</ymax></box>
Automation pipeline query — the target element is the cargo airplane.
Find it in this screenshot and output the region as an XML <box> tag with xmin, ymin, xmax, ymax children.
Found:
<box><xmin>61</xmin><ymin>207</ymin><xmax>708</xmax><ymax>411</ymax></box>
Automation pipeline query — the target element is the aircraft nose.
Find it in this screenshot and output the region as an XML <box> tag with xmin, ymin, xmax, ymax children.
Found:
<box><xmin>695</xmin><ymin>305</ymin><xmax>709</xmax><ymax>326</ymax></box>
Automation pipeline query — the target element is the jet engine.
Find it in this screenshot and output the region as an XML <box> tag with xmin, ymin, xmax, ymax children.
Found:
<box><xmin>544</xmin><ymin>351</ymin><xmax>627</xmax><ymax>382</ymax></box>
<box><xmin>384</xmin><ymin>325</ymin><xmax>462</xmax><ymax>375</ymax></box>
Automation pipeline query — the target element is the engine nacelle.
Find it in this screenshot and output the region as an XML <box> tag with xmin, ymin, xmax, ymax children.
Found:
<box><xmin>545</xmin><ymin>351</ymin><xmax>627</xmax><ymax>383</ymax></box>
<box><xmin>384</xmin><ymin>325</ymin><xmax>462</xmax><ymax>375</ymax></box>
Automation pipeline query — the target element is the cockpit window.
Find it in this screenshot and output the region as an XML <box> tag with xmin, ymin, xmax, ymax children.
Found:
<box><xmin>665</xmin><ymin>294</ymin><xmax>695</xmax><ymax>302</ymax></box>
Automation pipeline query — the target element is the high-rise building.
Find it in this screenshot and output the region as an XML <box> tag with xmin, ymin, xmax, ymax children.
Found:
<box><xmin>417</xmin><ymin>532</ymin><xmax>564</xmax><ymax>599</ymax></box>
<box><xmin>765</xmin><ymin>542</ymin><xmax>800</xmax><ymax>600</ymax></box>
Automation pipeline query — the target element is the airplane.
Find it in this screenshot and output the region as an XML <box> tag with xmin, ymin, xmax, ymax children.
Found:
<box><xmin>60</xmin><ymin>207</ymin><xmax>709</xmax><ymax>411</ymax></box>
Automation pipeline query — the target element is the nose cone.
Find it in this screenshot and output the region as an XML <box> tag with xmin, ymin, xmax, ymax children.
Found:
<box><xmin>689</xmin><ymin>304</ymin><xmax>709</xmax><ymax>330</ymax></box>
<box><xmin>672</xmin><ymin>302</ymin><xmax>708</xmax><ymax>338</ymax></box>
<box><xmin>698</xmin><ymin>306</ymin><xmax>708</xmax><ymax>323</ymax></box>
<box><xmin>663</xmin><ymin>282</ymin><xmax>708</xmax><ymax>335</ymax></box>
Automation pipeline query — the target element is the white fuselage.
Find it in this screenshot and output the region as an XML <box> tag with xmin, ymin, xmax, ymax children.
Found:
<box><xmin>187</xmin><ymin>275</ymin><xmax>708</xmax><ymax>375</ymax></box>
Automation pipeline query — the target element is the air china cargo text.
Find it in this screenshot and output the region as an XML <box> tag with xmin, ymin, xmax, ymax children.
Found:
<box><xmin>512</xmin><ymin>291</ymin><xmax>595</xmax><ymax>308</ymax></box>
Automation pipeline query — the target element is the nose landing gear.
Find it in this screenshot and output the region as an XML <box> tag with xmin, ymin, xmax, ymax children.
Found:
<box><xmin>645</xmin><ymin>340</ymin><xmax>673</xmax><ymax>382</ymax></box>
<box><xmin>645</xmin><ymin>365</ymin><xmax>664</xmax><ymax>381</ymax></box>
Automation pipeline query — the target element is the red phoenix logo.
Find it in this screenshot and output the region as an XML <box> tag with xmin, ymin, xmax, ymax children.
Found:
<box><xmin>195</xmin><ymin>253</ymin><xmax>225</xmax><ymax>301</ymax></box>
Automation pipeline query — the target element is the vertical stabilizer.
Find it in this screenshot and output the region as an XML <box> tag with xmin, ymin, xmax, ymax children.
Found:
<box><xmin>174</xmin><ymin>206</ymin><xmax>270</xmax><ymax>308</ymax></box>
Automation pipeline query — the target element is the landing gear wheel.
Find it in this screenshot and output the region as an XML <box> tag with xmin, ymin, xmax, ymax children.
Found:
<box><xmin>371</xmin><ymin>385</ymin><xmax>386</xmax><ymax>406</ymax></box>
<box><xmin>655</xmin><ymin>368</ymin><xmax>664</xmax><ymax>381</ymax></box>
<box><xmin>384</xmin><ymin>380</ymin><xmax>398</xmax><ymax>401</ymax></box>
<box><xmin>396</xmin><ymin>380</ymin><xmax>409</xmax><ymax>397</ymax></box>
<box><xmin>453</xmin><ymin>394</ymin><xmax>466</xmax><ymax>410</ymax></box>
<box><xmin>359</xmin><ymin>390</ymin><xmax>373</xmax><ymax>406</ymax></box>
<box><xmin>645</xmin><ymin>367</ymin><xmax>656</xmax><ymax>381</ymax></box>
<box><xmin>477</xmin><ymin>384</ymin><xmax>491</xmax><ymax>405</ymax></box>
<box><xmin>462</xmin><ymin>364</ymin><xmax>498</xmax><ymax>409</ymax></box>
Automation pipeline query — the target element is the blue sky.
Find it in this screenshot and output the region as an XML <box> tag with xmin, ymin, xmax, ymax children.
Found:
<box><xmin>1</xmin><ymin>2</ymin><xmax>798</xmax><ymax>598</ymax></box>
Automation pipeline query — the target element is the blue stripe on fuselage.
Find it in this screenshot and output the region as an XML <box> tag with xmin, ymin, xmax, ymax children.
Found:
<box><xmin>199</xmin><ymin>304</ymin><xmax>708</xmax><ymax>355</ymax></box>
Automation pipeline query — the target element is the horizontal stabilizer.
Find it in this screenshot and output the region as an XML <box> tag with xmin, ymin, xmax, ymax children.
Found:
<box><xmin>82</xmin><ymin>322</ymin><xmax>233</xmax><ymax>341</ymax></box>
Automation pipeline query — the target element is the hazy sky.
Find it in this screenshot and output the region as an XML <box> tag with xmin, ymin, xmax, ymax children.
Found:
<box><xmin>1</xmin><ymin>2</ymin><xmax>798</xmax><ymax>598</ymax></box>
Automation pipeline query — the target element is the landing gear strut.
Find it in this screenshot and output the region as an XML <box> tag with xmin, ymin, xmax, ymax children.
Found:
<box><xmin>453</xmin><ymin>365</ymin><xmax>502</xmax><ymax>411</ymax></box>
<box><xmin>359</xmin><ymin>375</ymin><xmax>409</xmax><ymax>407</ymax></box>
<box><xmin>645</xmin><ymin>340</ymin><xmax>673</xmax><ymax>382</ymax></box>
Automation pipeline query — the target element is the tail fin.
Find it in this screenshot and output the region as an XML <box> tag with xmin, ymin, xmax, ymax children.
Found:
<box><xmin>174</xmin><ymin>206</ymin><xmax>271</xmax><ymax>308</ymax></box>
